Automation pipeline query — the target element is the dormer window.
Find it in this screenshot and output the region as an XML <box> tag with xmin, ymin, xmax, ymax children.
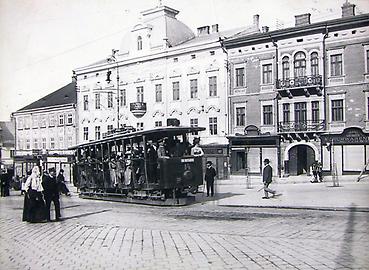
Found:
<box><xmin>137</xmin><ymin>36</ymin><xmax>142</xmax><ymax>51</ymax></box>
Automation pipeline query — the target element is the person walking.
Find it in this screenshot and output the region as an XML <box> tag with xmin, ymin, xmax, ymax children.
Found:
<box><xmin>23</xmin><ymin>166</ymin><xmax>45</xmax><ymax>222</ymax></box>
<box><xmin>311</xmin><ymin>160</ymin><xmax>323</xmax><ymax>183</ymax></box>
<box><xmin>205</xmin><ymin>161</ymin><xmax>217</xmax><ymax>197</ymax></box>
<box><xmin>262</xmin><ymin>159</ymin><xmax>276</xmax><ymax>199</ymax></box>
<box><xmin>57</xmin><ymin>169</ymin><xmax>70</xmax><ymax>196</ymax></box>
<box><xmin>42</xmin><ymin>167</ymin><xmax>61</xmax><ymax>221</ymax></box>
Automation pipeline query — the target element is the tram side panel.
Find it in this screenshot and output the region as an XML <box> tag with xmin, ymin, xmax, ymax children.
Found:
<box><xmin>158</xmin><ymin>157</ymin><xmax>203</xmax><ymax>190</ymax></box>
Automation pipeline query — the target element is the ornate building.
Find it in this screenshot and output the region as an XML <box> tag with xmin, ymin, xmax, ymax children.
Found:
<box><xmin>73</xmin><ymin>4</ymin><xmax>258</xmax><ymax>178</ymax></box>
<box><xmin>224</xmin><ymin>2</ymin><xmax>369</xmax><ymax>176</ymax></box>
<box><xmin>12</xmin><ymin>82</ymin><xmax>77</xmax><ymax>180</ymax></box>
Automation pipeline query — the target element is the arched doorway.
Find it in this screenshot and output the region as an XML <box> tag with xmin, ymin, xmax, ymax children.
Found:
<box><xmin>287</xmin><ymin>144</ymin><xmax>316</xmax><ymax>176</ymax></box>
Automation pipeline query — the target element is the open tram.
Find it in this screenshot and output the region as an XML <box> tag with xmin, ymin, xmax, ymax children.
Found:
<box><xmin>71</xmin><ymin>126</ymin><xmax>206</xmax><ymax>205</ymax></box>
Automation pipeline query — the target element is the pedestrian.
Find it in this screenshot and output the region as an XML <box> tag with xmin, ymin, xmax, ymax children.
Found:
<box><xmin>23</xmin><ymin>166</ymin><xmax>46</xmax><ymax>223</ymax></box>
<box><xmin>57</xmin><ymin>169</ymin><xmax>70</xmax><ymax>196</ymax></box>
<box><xmin>205</xmin><ymin>161</ymin><xmax>217</xmax><ymax>197</ymax></box>
<box><xmin>0</xmin><ymin>170</ymin><xmax>6</xmax><ymax>197</ymax></box>
<box><xmin>262</xmin><ymin>158</ymin><xmax>276</xmax><ymax>199</ymax></box>
<box><xmin>20</xmin><ymin>174</ymin><xmax>28</xmax><ymax>195</ymax></box>
<box><xmin>42</xmin><ymin>167</ymin><xmax>61</xmax><ymax>221</ymax></box>
<box><xmin>311</xmin><ymin>160</ymin><xmax>323</xmax><ymax>183</ymax></box>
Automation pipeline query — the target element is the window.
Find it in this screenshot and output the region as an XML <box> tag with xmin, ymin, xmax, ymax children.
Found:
<box><xmin>49</xmin><ymin>114</ymin><xmax>56</xmax><ymax>127</ymax></box>
<box><xmin>235</xmin><ymin>67</ymin><xmax>245</xmax><ymax>87</ymax></box>
<box><xmin>330</xmin><ymin>54</ymin><xmax>343</xmax><ymax>76</ymax></box>
<box><xmin>95</xmin><ymin>126</ymin><xmax>101</xmax><ymax>140</ymax></box>
<box><xmin>18</xmin><ymin>117</ymin><xmax>24</xmax><ymax>130</ymax></box>
<box><xmin>95</xmin><ymin>93</ymin><xmax>101</xmax><ymax>109</ymax></box>
<box><xmin>282</xmin><ymin>104</ymin><xmax>290</xmax><ymax>124</ymax></box>
<box><xmin>67</xmin><ymin>136</ymin><xmax>73</xmax><ymax>147</ymax></box>
<box><xmin>40</xmin><ymin>115</ymin><xmax>47</xmax><ymax>128</ymax></box>
<box><xmin>107</xmin><ymin>125</ymin><xmax>113</xmax><ymax>133</ymax></box>
<box><xmin>137</xmin><ymin>86</ymin><xmax>144</xmax><ymax>102</ymax></box>
<box><xmin>83</xmin><ymin>95</ymin><xmax>88</xmax><ymax>111</ymax></box>
<box><xmin>209</xmin><ymin>76</ymin><xmax>217</xmax><ymax>96</ymax></box>
<box><xmin>24</xmin><ymin>117</ymin><xmax>30</xmax><ymax>129</ymax></box>
<box><xmin>366</xmin><ymin>50</ymin><xmax>369</xmax><ymax>73</ymax></box>
<box><xmin>59</xmin><ymin>137</ymin><xmax>64</xmax><ymax>149</ymax></box>
<box><xmin>210</xmin><ymin>51</ymin><xmax>215</xmax><ymax>56</ymax></box>
<box><xmin>282</xmin><ymin>56</ymin><xmax>290</xmax><ymax>80</ymax></box>
<box><xmin>83</xmin><ymin>127</ymin><xmax>89</xmax><ymax>141</ymax></box>
<box><xmin>173</xmin><ymin>82</ymin><xmax>180</xmax><ymax>101</ymax></box>
<box><xmin>236</xmin><ymin>107</ymin><xmax>245</xmax><ymax>126</ymax></box>
<box><xmin>137</xmin><ymin>36</ymin><xmax>142</xmax><ymax>51</ymax></box>
<box><xmin>33</xmin><ymin>139</ymin><xmax>38</xmax><ymax>149</ymax></box>
<box><xmin>209</xmin><ymin>117</ymin><xmax>218</xmax><ymax>135</ymax></box>
<box><xmin>311</xmin><ymin>101</ymin><xmax>320</xmax><ymax>123</ymax></box>
<box><xmin>191</xmin><ymin>54</ymin><xmax>196</xmax><ymax>59</ymax></box>
<box><xmin>262</xmin><ymin>64</ymin><xmax>273</xmax><ymax>84</ymax></box>
<box><xmin>190</xmin><ymin>79</ymin><xmax>198</xmax><ymax>99</ymax></box>
<box><xmin>190</xmin><ymin>118</ymin><xmax>198</xmax><ymax>135</ymax></box>
<box><xmin>294</xmin><ymin>52</ymin><xmax>306</xmax><ymax>77</ymax></box>
<box><xmin>331</xmin><ymin>99</ymin><xmax>344</xmax><ymax>122</ymax></box>
<box><xmin>136</xmin><ymin>122</ymin><xmax>144</xmax><ymax>131</ymax></box>
<box><xmin>42</xmin><ymin>138</ymin><xmax>47</xmax><ymax>149</ymax></box>
<box><xmin>67</xmin><ymin>113</ymin><xmax>73</xmax><ymax>124</ymax></box>
<box><xmin>263</xmin><ymin>105</ymin><xmax>273</xmax><ymax>125</ymax></box>
<box><xmin>58</xmin><ymin>114</ymin><xmax>64</xmax><ymax>126</ymax></box>
<box><xmin>26</xmin><ymin>139</ymin><xmax>30</xmax><ymax>150</ymax></box>
<box><xmin>32</xmin><ymin>115</ymin><xmax>38</xmax><ymax>128</ymax></box>
<box><xmin>120</xmin><ymin>89</ymin><xmax>126</xmax><ymax>106</ymax></box>
<box><xmin>310</xmin><ymin>52</ymin><xmax>319</xmax><ymax>76</ymax></box>
<box><xmin>50</xmin><ymin>137</ymin><xmax>55</xmax><ymax>149</ymax></box>
<box><xmin>173</xmin><ymin>58</ymin><xmax>178</xmax><ymax>62</ymax></box>
<box><xmin>155</xmin><ymin>84</ymin><xmax>162</xmax><ymax>102</ymax></box>
<box><xmin>155</xmin><ymin>121</ymin><xmax>162</xmax><ymax>127</ymax></box>
<box><xmin>108</xmin><ymin>92</ymin><xmax>113</xmax><ymax>108</ymax></box>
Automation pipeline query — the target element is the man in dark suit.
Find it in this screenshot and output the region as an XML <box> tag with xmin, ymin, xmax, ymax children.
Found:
<box><xmin>42</xmin><ymin>167</ymin><xmax>61</xmax><ymax>221</ymax></box>
<box><xmin>205</xmin><ymin>161</ymin><xmax>217</xmax><ymax>197</ymax></box>
<box><xmin>262</xmin><ymin>158</ymin><xmax>276</xmax><ymax>199</ymax></box>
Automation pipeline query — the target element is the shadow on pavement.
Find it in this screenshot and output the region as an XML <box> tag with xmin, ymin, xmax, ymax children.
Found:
<box><xmin>335</xmin><ymin>204</ymin><xmax>356</xmax><ymax>268</ymax></box>
<box><xmin>194</xmin><ymin>192</ymin><xmax>242</xmax><ymax>204</ymax></box>
<box><xmin>60</xmin><ymin>209</ymin><xmax>111</xmax><ymax>221</ymax></box>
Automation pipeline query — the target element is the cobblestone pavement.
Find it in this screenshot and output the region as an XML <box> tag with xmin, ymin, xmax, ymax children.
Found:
<box><xmin>1</xmin><ymin>193</ymin><xmax>369</xmax><ymax>270</ymax></box>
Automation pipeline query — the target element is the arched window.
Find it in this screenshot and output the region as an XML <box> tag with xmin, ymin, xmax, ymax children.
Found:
<box><xmin>294</xmin><ymin>52</ymin><xmax>306</xmax><ymax>78</ymax></box>
<box><xmin>137</xmin><ymin>36</ymin><xmax>142</xmax><ymax>51</ymax></box>
<box><xmin>310</xmin><ymin>52</ymin><xmax>319</xmax><ymax>76</ymax></box>
<box><xmin>282</xmin><ymin>56</ymin><xmax>290</xmax><ymax>80</ymax></box>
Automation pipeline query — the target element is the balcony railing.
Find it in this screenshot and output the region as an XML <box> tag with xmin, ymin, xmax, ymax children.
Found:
<box><xmin>276</xmin><ymin>75</ymin><xmax>322</xmax><ymax>89</ymax></box>
<box><xmin>130</xmin><ymin>102</ymin><xmax>147</xmax><ymax>118</ymax></box>
<box><xmin>278</xmin><ymin>120</ymin><xmax>325</xmax><ymax>133</ymax></box>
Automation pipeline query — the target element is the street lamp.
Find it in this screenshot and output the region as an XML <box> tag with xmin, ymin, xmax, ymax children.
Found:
<box><xmin>107</xmin><ymin>49</ymin><xmax>120</xmax><ymax>130</ymax></box>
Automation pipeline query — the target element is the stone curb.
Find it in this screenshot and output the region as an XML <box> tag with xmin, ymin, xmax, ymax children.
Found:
<box><xmin>218</xmin><ymin>204</ymin><xmax>369</xmax><ymax>212</ymax></box>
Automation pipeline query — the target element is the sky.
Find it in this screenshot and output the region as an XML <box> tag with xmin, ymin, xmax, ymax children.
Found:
<box><xmin>1</xmin><ymin>0</ymin><xmax>368</xmax><ymax>121</ymax></box>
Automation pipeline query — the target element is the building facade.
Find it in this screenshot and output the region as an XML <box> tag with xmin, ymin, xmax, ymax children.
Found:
<box><xmin>12</xmin><ymin>82</ymin><xmax>77</xmax><ymax>181</ymax></box>
<box><xmin>73</xmin><ymin>4</ymin><xmax>258</xmax><ymax>178</ymax></box>
<box><xmin>0</xmin><ymin>120</ymin><xmax>15</xmax><ymax>171</ymax></box>
<box><xmin>224</xmin><ymin>2</ymin><xmax>369</xmax><ymax>176</ymax></box>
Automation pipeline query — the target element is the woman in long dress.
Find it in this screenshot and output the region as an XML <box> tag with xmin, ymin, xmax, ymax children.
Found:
<box><xmin>22</xmin><ymin>166</ymin><xmax>46</xmax><ymax>222</ymax></box>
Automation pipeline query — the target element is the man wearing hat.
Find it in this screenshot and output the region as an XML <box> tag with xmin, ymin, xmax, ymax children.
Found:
<box><xmin>42</xmin><ymin>167</ymin><xmax>61</xmax><ymax>221</ymax></box>
<box><xmin>262</xmin><ymin>158</ymin><xmax>276</xmax><ymax>199</ymax></box>
<box><xmin>205</xmin><ymin>161</ymin><xmax>217</xmax><ymax>197</ymax></box>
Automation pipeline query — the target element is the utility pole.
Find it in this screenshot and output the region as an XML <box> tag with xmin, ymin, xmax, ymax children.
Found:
<box><xmin>107</xmin><ymin>49</ymin><xmax>120</xmax><ymax>130</ymax></box>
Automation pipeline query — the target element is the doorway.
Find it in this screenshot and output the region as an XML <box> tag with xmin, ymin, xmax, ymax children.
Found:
<box><xmin>288</xmin><ymin>144</ymin><xmax>315</xmax><ymax>175</ymax></box>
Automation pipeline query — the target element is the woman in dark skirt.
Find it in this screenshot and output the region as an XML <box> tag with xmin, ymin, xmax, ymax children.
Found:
<box><xmin>22</xmin><ymin>166</ymin><xmax>46</xmax><ymax>223</ymax></box>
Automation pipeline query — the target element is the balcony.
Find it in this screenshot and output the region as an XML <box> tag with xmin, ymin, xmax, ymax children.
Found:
<box><xmin>278</xmin><ymin>120</ymin><xmax>325</xmax><ymax>133</ymax></box>
<box><xmin>276</xmin><ymin>75</ymin><xmax>322</xmax><ymax>89</ymax></box>
<box><xmin>130</xmin><ymin>102</ymin><xmax>147</xmax><ymax>118</ymax></box>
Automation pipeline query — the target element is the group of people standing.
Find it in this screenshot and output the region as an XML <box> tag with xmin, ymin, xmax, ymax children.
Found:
<box><xmin>22</xmin><ymin>166</ymin><xmax>69</xmax><ymax>223</ymax></box>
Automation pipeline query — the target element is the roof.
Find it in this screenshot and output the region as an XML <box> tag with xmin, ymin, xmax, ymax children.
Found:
<box><xmin>71</xmin><ymin>126</ymin><xmax>206</xmax><ymax>149</ymax></box>
<box><xmin>17</xmin><ymin>82</ymin><xmax>76</xmax><ymax>112</ymax></box>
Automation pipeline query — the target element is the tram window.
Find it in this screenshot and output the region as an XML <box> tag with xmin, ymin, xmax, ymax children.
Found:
<box><xmin>155</xmin><ymin>121</ymin><xmax>162</xmax><ymax>127</ymax></box>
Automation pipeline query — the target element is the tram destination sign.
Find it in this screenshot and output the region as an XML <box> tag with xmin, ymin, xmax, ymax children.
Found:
<box><xmin>321</xmin><ymin>127</ymin><xmax>369</xmax><ymax>145</ymax></box>
<box><xmin>181</xmin><ymin>158</ymin><xmax>195</xmax><ymax>163</ymax></box>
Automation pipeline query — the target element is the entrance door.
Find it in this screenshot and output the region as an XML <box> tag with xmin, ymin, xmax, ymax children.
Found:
<box><xmin>294</xmin><ymin>102</ymin><xmax>307</xmax><ymax>131</ymax></box>
<box><xmin>288</xmin><ymin>145</ymin><xmax>315</xmax><ymax>175</ymax></box>
<box><xmin>233</xmin><ymin>151</ymin><xmax>246</xmax><ymax>174</ymax></box>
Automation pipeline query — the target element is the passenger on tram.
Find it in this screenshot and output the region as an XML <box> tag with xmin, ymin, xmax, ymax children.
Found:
<box><xmin>116</xmin><ymin>153</ymin><xmax>125</xmax><ymax>187</ymax></box>
<box><xmin>147</xmin><ymin>141</ymin><xmax>158</xmax><ymax>183</ymax></box>
<box><xmin>157</xmin><ymin>139</ymin><xmax>168</xmax><ymax>158</ymax></box>
<box><xmin>191</xmin><ymin>138</ymin><xmax>204</xmax><ymax>157</ymax></box>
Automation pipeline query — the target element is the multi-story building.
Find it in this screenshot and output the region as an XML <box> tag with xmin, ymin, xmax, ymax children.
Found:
<box><xmin>73</xmin><ymin>4</ymin><xmax>258</xmax><ymax>178</ymax></box>
<box><xmin>12</xmin><ymin>82</ymin><xmax>77</xmax><ymax>181</ymax></box>
<box><xmin>224</xmin><ymin>1</ymin><xmax>369</xmax><ymax>176</ymax></box>
<box><xmin>0</xmin><ymin>120</ymin><xmax>15</xmax><ymax>172</ymax></box>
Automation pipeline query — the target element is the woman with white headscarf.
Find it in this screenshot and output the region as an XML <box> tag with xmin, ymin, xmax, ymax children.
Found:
<box><xmin>22</xmin><ymin>166</ymin><xmax>45</xmax><ymax>222</ymax></box>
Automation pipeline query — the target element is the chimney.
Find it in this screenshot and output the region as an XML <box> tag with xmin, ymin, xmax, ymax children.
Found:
<box><xmin>197</xmin><ymin>26</ymin><xmax>210</xmax><ymax>36</ymax></box>
<box><xmin>253</xmin><ymin>14</ymin><xmax>260</xmax><ymax>29</ymax></box>
<box><xmin>342</xmin><ymin>1</ymin><xmax>355</xmax><ymax>17</ymax></box>
<box><xmin>295</xmin><ymin>13</ymin><xmax>311</xmax><ymax>27</ymax></box>
<box><xmin>262</xmin><ymin>26</ymin><xmax>269</xmax><ymax>33</ymax></box>
<box><xmin>211</xmin><ymin>24</ymin><xmax>219</xmax><ymax>33</ymax></box>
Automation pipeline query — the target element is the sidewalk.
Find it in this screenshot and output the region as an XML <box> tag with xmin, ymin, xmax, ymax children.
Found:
<box><xmin>208</xmin><ymin>175</ymin><xmax>369</xmax><ymax>211</ymax></box>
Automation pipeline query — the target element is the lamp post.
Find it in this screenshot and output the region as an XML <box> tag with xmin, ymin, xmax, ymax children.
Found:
<box><xmin>107</xmin><ymin>49</ymin><xmax>120</xmax><ymax>130</ymax></box>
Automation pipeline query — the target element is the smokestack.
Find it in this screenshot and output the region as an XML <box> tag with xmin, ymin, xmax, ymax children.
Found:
<box><xmin>211</xmin><ymin>24</ymin><xmax>219</xmax><ymax>33</ymax></box>
<box><xmin>262</xmin><ymin>26</ymin><xmax>269</xmax><ymax>33</ymax></box>
<box><xmin>253</xmin><ymin>14</ymin><xmax>259</xmax><ymax>29</ymax></box>
<box><xmin>197</xmin><ymin>26</ymin><xmax>210</xmax><ymax>36</ymax></box>
<box><xmin>342</xmin><ymin>1</ymin><xmax>355</xmax><ymax>17</ymax></box>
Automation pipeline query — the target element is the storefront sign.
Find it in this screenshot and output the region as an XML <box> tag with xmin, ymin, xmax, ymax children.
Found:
<box><xmin>321</xmin><ymin>127</ymin><xmax>369</xmax><ymax>145</ymax></box>
<box><xmin>47</xmin><ymin>157</ymin><xmax>69</xmax><ymax>163</ymax></box>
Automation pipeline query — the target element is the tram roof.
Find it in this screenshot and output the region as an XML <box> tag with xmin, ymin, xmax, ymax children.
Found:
<box><xmin>70</xmin><ymin>126</ymin><xmax>206</xmax><ymax>149</ymax></box>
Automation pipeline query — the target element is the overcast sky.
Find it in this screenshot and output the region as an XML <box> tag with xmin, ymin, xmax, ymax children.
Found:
<box><xmin>0</xmin><ymin>0</ymin><xmax>368</xmax><ymax>121</ymax></box>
